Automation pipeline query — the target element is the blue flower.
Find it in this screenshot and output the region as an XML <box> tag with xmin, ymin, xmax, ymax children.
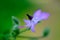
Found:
<box><xmin>24</xmin><ymin>9</ymin><xmax>50</xmax><ymax>32</ymax></box>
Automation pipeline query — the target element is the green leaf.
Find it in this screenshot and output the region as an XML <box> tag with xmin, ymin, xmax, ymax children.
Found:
<box><xmin>43</xmin><ymin>27</ymin><xmax>50</xmax><ymax>37</ymax></box>
<box><xmin>12</xmin><ymin>16</ymin><xmax>19</xmax><ymax>25</ymax></box>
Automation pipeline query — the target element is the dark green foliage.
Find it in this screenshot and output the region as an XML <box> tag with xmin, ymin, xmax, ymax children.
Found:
<box><xmin>43</xmin><ymin>27</ymin><xmax>50</xmax><ymax>37</ymax></box>
<box><xmin>11</xmin><ymin>28</ymin><xmax>20</xmax><ymax>39</ymax></box>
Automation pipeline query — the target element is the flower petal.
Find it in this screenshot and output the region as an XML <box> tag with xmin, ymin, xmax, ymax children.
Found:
<box><xmin>31</xmin><ymin>24</ymin><xmax>35</xmax><ymax>32</ymax></box>
<box><xmin>24</xmin><ymin>19</ymin><xmax>31</xmax><ymax>27</ymax></box>
<box><xmin>39</xmin><ymin>12</ymin><xmax>50</xmax><ymax>20</ymax></box>
<box><xmin>32</xmin><ymin>10</ymin><xmax>42</xmax><ymax>24</ymax></box>
<box><xmin>33</xmin><ymin>9</ymin><xmax>42</xmax><ymax>18</ymax></box>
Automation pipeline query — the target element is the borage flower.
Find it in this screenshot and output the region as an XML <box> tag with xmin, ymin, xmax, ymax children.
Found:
<box><xmin>24</xmin><ymin>9</ymin><xmax>50</xmax><ymax>32</ymax></box>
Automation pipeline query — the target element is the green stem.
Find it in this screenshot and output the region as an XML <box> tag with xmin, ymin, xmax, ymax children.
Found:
<box><xmin>17</xmin><ymin>36</ymin><xmax>44</xmax><ymax>39</ymax></box>
<box><xmin>20</xmin><ymin>28</ymin><xmax>30</xmax><ymax>33</ymax></box>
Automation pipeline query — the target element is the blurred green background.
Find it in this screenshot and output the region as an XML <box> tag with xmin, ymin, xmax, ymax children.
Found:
<box><xmin>0</xmin><ymin>0</ymin><xmax>60</xmax><ymax>40</ymax></box>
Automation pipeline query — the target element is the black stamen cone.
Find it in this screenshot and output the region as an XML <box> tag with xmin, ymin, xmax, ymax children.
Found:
<box><xmin>26</xmin><ymin>14</ymin><xmax>33</xmax><ymax>20</ymax></box>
